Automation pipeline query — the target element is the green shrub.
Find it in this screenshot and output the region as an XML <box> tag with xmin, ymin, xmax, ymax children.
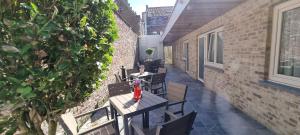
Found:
<box><xmin>145</xmin><ymin>48</ymin><xmax>154</xmax><ymax>56</ymax></box>
<box><xmin>0</xmin><ymin>0</ymin><xmax>118</xmax><ymax>134</ymax></box>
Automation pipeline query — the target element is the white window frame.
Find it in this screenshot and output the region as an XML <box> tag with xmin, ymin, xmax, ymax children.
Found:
<box><xmin>269</xmin><ymin>0</ymin><xmax>300</xmax><ymax>88</ymax></box>
<box><xmin>203</xmin><ymin>27</ymin><xmax>224</xmax><ymax>69</ymax></box>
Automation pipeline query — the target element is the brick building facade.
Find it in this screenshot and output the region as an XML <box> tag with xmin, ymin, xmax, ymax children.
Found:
<box><xmin>142</xmin><ymin>6</ymin><xmax>173</xmax><ymax>35</ymax></box>
<box><xmin>167</xmin><ymin>0</ymin><xmax>300</xmax><ymax>134</ymax></box>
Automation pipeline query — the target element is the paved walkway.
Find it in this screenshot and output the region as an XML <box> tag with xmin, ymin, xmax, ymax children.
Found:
<box><xmin>81</xmin><ymin>65</ymin><xmax>275</xmax><ymax>135</ymax></box>
<box><xmin>162</xmin><ymin>65</ymin><xmax>275</xmax><ymax>135</ymax></box>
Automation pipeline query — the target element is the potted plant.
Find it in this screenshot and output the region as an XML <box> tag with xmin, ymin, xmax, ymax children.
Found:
<box><xmin>145</xmin><ymin>48</ymin><xmax>154</xmax><ymax>61</ymax></box>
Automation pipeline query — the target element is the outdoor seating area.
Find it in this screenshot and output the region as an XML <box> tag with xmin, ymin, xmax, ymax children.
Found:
<box><xmin>59</xmin><ymin>65</ymin><xmax>275</xmax><ymax>135</ymax></box>
<box><xmin>2</xmin><ymin>0</ymin><xmax>300</xmax><ymax>135</ymax></box>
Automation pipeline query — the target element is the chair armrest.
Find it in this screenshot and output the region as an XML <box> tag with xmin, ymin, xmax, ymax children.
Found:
<box><xmin>164</xmin><ymin>110</ymin><xmax>178</xmax><ymax>122</ymax></box>
<box><xmin>156</xmin><ymin>92</ymin><xmax>167</xmax><ymax>97</ymax></box>
<box><xmin>75</xmin><ymin>106</ymin><xmax>109</xmax><ymax>118</ymax></box>
<box><xmin>131</xmin><ymin>123</ymin><xmax>146</xmax><ymax>135</ymax></box>
<box><xmin>141</xmin><ymin>80</ymin><xmax>151</xmax><ymax>84</ymax></box>
<box><xmin>78</xmin><ymin>119</ymin><xmax>115</xmax><ymax>135</ymax></box>
<box><xmin>167</xmin><ymin>100</ymin><xmax>185</xmax><ymax>107</ymax></box>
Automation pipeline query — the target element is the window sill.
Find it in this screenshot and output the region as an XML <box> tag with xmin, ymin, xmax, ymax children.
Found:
<box><xmin>205</xmin><ymin>65</ymin><xmax>224</xmax><ymax>73</ymax></box>
<box><xmin>259</xmin><ymin>80</ymin><xmax>300</xmax><ymax>96</ymax></box>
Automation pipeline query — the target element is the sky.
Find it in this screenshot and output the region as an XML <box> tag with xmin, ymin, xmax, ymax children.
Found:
<box><xmin>128</xmin><ymin>0</ymin><xmax>176</xmax><ymax>15</ymax></box>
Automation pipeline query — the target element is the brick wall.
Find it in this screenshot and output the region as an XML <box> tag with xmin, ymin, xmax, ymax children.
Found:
<box><xmin>115</xmin><ymin>0</ymin><xmax>140</xmax><ymax>34</ymax></box>
<box><xmin>72</xmin><ymin>14</ymin><xmax>138</xmax><ymax>115</ymax></box>
<box><xmin>172</xmin><ymin>0</ymin><xmax>300</xmax><ymax>135</ymax></box>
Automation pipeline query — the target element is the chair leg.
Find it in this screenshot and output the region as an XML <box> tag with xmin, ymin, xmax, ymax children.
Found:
<box><xmin>164</xmin><ymin>82</ymin><xmax>167</xmax><ymax>94</ymax></box>
<box><xmin>164</xmin><ymin>113</ymin><xmax>171</xmax><ymax>122</ymax></box>
<box><xmin>181</xmin><ymin>103</ymin><xmax>185</xmax><ymax>116</ymax></box>
<box><xmin>131</xmin><ymin>126</ymin><xmax>135</xmax><ymax>135</ymax></box>
<box><xmin>105</xmin><ymin>107</ymin><xmax>110</xmax><ymax>120</ymax></box>
<box><xmin>110</xmin><ymin>104</ymin><xmax>114</xmax><ymax>119</ymax></box>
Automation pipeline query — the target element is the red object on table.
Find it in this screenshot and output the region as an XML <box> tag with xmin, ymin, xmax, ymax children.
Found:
<box><xmin>133</xmin><ymin>84</ymin><xmax>142</xmax><ymax>101</ymax></box>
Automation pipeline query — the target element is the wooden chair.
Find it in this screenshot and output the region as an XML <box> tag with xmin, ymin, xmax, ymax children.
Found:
<box><xmin>159</xmin><ymin>81</ymin><xmax>188</xmax><ymax>116</ymax></box>
<box><xmin>144</xmin><ymin>73</ymin><xmax>166</xmax><ymax>94</ymax></box>
<box><xmin>114</xmin><ymin>74</ymin><xmax>122</xmax><ymax>83</ymax></box>
<box><xmin>108</xmin><ymin>82</ymin><xmax>131</xmax><ymax>97</ymax></box>
<box><xmin>127</xmin><ymin>68</ymin><xmax>139</xmax><ymax>76</ymax></box>
<box><xmin>108</xmin><ymin>82</ymin><xmax>131</xmax><ymax>119</ymax></box>
<box><xmin>157</xmin><ymin>67</ymin><xmax>167</xmax><ymax>74</ymax></box>
<box><xmin>127</xmin><ymin>68</ymin><xmax>139</xmax><ymax>80</ymax></box>
<box><xmin>59</xmin><ymin>106</ymin><xmax>119</xmax><ymax>135</ymax></box>
<box><xmin>130</xmin><ymin>111</ymin><xmax>197</xmax><ymax>135</ymax></box>
<box><xmin>157</xmin><ymin>67</ymin><xmax>167</xmax><ymax>89</ymax></box>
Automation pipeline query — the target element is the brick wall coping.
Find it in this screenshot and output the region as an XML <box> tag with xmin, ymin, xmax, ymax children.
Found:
<box><xmin>259</xmin><ymin>80</ymin><xmax>300</xmax><ymax>96</ymax></box>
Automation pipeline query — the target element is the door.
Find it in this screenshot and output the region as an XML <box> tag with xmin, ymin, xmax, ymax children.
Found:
<box><xmin>184</xmin><ymin>42</ymin><xmax>189</xmax><ymax>72</ymax></box>
<box><xmin>198</xmin><ymin>36</ymin><xmax>205</xmax><ymax>81</ymax></box>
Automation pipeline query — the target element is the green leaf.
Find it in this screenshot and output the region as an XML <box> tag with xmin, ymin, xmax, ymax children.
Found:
<box><xmin>17</xmin><ymin>86</ymin><xmax>32</xmax><ymax>96</ymax></box>
<box><xmin>17</xmin><ymin>86</ymin><xmax>35</xmax><ymax>98</ymax></box>
<box><xmin>29</xmin><ymin>2</ymin><xmax>39</xmax><ymax>20</ymax></box>
<box><xmin>1</xmin><ymin>45</ymin><xmax>20</xmax><ymax>53</ymax></box>
<box><xmin>80</xmin><ymin>16</ymin><xmax>88</xmax><ymax>28</ymax></box>
<box><xmin>30</xmin><ymin>2</ymin><xmax>39</xmax><ymax>13</ymax></box>
<box><xmin>20</xmin><ymin>44</ymin><xmax>31</xmax><ymax>55</ymax></box>
<box><xmin>20</xmin><ymin>3</ymin><xmax>31</xmax><ymax>9</ymax></box>
<box><xmin>7</xmin><ymin>77</ymin><xmax>20</xmax><ymax>84</ymax></box>
<box><xmin>87</xmin><ymin>26</ymin><xmax>97</xmax><ymax>38</ymax></box>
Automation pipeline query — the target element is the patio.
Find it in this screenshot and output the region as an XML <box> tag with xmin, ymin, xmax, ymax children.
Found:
<box><xmin>80</xmin><ymin>65</ymin><xmax>275</xmax><ymax>135</ymax></box>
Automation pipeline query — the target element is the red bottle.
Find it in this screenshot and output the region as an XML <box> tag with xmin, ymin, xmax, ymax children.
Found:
<box><xmin>133</xmin><ymin>83</ymin><xmax>142</xmax><ymax>102</ymax></box>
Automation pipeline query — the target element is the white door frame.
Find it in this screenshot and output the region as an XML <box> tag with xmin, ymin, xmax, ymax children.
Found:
<box><xmin>183</xmin><ymin>40</ymin><xmax>189</xmax><ymax>72</ymax></box>
<box><xmin>198</xmin><ymin>35</ymin><xmax>206</xmax><ymax>82</ymax></box>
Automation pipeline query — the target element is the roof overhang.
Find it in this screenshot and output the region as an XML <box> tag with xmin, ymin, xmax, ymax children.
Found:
<box><xmin>162</xmin><ymin>0</ymin><xmax>245</xmax><ymax>45</ymax></box>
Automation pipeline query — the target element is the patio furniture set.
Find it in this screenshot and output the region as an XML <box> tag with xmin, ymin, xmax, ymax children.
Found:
<box><xmin>59</xmin><ymin>61</ymin><xmax>197</xmax><ymax>135</ymax></box>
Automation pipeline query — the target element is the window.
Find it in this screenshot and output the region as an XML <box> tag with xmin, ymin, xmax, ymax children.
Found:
<box><xmin>269</xmin><ymin>0</ymin><xmax>300</xmax><ymax>88</ymax></box>
<box><xmin>205</xmin><ymin>27</ymin><xmax>224</xmax><ymax>68</ymax></box>
<box><xmin>207</xmin><ymin>33</ymin><xmax>215</xmax><ymax>62</ymax></box>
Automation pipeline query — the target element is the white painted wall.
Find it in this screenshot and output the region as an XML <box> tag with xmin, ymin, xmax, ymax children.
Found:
<box><xmin>139</xmin><ymin>35</ymin><xmax>164</xmax><ymax>61</ymax></box>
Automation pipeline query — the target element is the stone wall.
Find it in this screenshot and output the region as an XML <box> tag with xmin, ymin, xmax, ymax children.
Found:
<box><xmin>72</xmin><ymin>14</ymin><xmax>138</xmax><ymax>115</ymax></box>
<box><xmin>172</xmin><ymin>0</ymin><xmax>300</xmax><ymax>135</ymax></box>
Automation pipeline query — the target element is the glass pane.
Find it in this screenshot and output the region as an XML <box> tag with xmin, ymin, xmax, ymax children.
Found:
<box><xmin>216</xmin><ymin>32</ymin><xmax>224</xmax><ymax>64</ymax></box>
<box><xmin>278</xmin><ymin>7</ymin><xmax>300</xmax><ymax>78</ymax></box>
<box><xmin>208</xmin><ymin>33</ymin><xmax>215</xmax><ymax>62</ymax></box>
<box><xmin>199</xmin><ymin>38</ymin><xmax>205</xmax><ymax>79</ymax></box>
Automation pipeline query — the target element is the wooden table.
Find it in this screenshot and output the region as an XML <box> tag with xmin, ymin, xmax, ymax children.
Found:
<box><xmin>130</xmin><ymin>72</ymin><xmax>155</xmax><ymax>78</ymax></box>
<box><xmin>109</xmin><ymin>91</ymin><xmax>168</xmax><ymax>135</ymax></box>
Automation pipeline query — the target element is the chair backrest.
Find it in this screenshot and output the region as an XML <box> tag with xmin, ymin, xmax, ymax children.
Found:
<box><xmin>108</xmin><ymin>82</ymin><xmax>131</xmax><ymax>97</ymax></box>
<box><xmin>59</xmin><ymin>112</ymin><xmax>78</xmax><ymax>135</ymax></box>
<box><xmin>114</xmin><ymin>74</ymin><xmax>122</xmax><ymax>83</ymax></box>
<box><xmin>166</xmin><ymin>81</ymin><xmax>188</xmax><ymax>102</ymax></box>
<box><xmin>152</xmin><ymin>59</ymin><xmax>162</xmax><ymax>72</ymax></box>
<box><xmin>150</xmin><ymin>73</ymin><xmax>166</xmax><ymax>84</ymax></box>
<box><xmin>126</xmin><ymin>68</ymin><xmax>139</xmax><ymax>76</ymax></box>
<box><xmin>158</xmin><ymin>111</ymin><xmax>197</xmax><ymax>135</ymax></box>
<box><xmin>158</xmin><ymin>67</ymin><xmax>167</xmax><ymax>74</ymax></box>
<box><xmin>143</xmin><ymin>61</ymin><xmax>153</xmax><ymax>72</ymax></box>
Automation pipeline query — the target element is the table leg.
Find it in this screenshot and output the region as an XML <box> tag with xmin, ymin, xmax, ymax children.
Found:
<box><xmin>123</xmin><ymin>116</ymin><xmax>129</xmax><ymax>135</ymax></box>
<box><xmin>143</xmin><ymin>112</ymin><xmax>149</xmax><ymax>128</ymax></box>
<box><xmin>110</xmin><ymin>104</ymin><xmax>114</xmax><ymax>119</ymax></box>
<box><xmin>114</xmin><ymin>109</ymin><xmax>120</xmax><ymax>135</ymax></box>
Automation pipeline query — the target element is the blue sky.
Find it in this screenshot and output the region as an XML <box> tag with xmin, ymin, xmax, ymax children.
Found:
<box><xmin>128</xmin><ymin>0</ymin><xmax>176</xmax><ymax>15</ymax></box>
